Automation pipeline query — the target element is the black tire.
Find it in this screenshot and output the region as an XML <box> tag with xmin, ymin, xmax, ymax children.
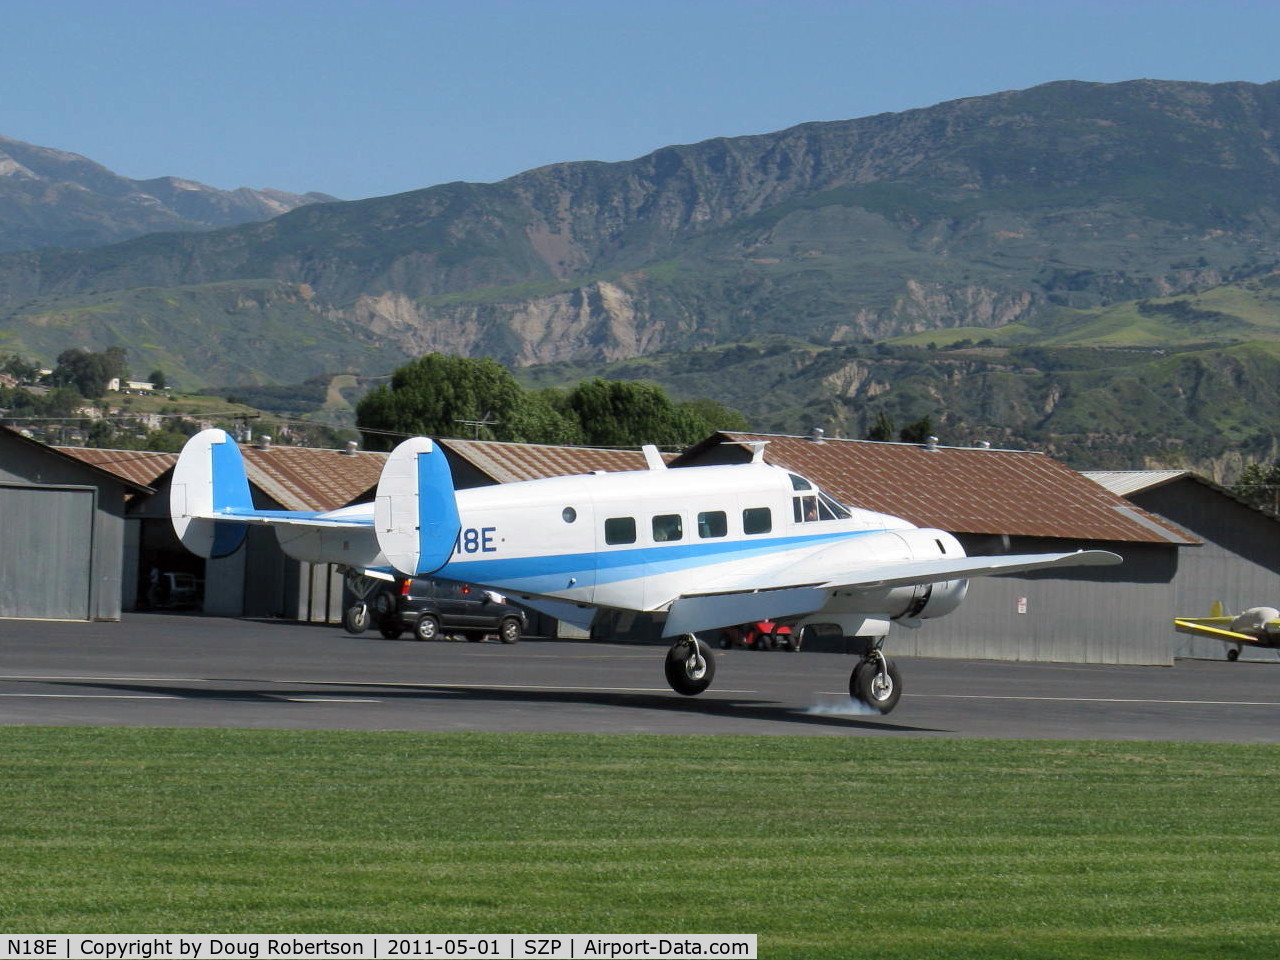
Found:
<box><xmin>664</xmin><ymin>638</ymin><xmax>716</xmax><ymax>696</ymax></box>
<box><xmin>850</xmin><ymin>658</ymin><xmax>902</xmax><ymax>714</ymax></box>
<box><xmin>498</xmin><ymin>617</ymin><xmax>522</xmax><ymax>644</ymax></box>
<box><xmin>342</xmin><ymin>603</ymin><xmax>370</xmax><ymax>635</ymax></box>
<box><xmin>718</xmin><ymin>633</ymin><xmax>733</xmax><ymax>649</ymax></box>
<box><xmin>756</xmin><ymin>633</ymin><xmax>774</xmax><ymax>651</ymax></box>
<box><xmin>414</xmin><ymin>614</ymin><xmax>440</xmax><ymax>642</ymax></box>
<box><xmin>378</xmin><ymin>621</ymin><xmax>404</xmax><ymax>640</ymax></box>
<box><xmin>1228</xmin><ymin>647</ymin><xmax>1240</xmax><ymax>662</ymax></box>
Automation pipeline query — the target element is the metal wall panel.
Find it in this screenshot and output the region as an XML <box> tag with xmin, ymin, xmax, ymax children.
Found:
<box><xmin>881</xmin><ymin>540</ymin><xmax>1179</xmax><ymax>666</ymax></box>
<box><xmin>0</xmin><ymin>484</ymin><xmax>94</xmax><ymax>620</ymax></box>
<box><xmin>1133</xmin><ymin>481</ymin><xmax>1280</xmax><ymax>662</ymax></box>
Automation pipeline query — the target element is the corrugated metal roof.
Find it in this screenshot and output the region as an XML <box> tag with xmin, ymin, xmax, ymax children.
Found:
<box><xmin>53</xmin><ymin>447</ymin><xmax>177</xmax><ymax>489</ymax></box>
<box><xmin>55</xmin><ymin>442</ymin><xmax>387</xmax><ymax>511</ymax></box>
<box><xmin>238</xmin><ymin>443</ymin><xmax>388</xmax><ymax>511</ymax></box>
<box><xmin>1083</xmin><ymin>470</ymin><xmax>1191</xmax><ymax>497</ymax></box>
<box><xmin>440</xmin><ymin>438</ymin><xmax>663</xmax><ymax>483</ymax></box>
<box><xmin>678</xmin><ymin>432</ymin><xmax>1197</xmax><ymax>545</ymax></box>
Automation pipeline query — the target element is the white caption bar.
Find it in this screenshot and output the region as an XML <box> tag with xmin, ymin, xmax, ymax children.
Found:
<box><xmin>0</xmin><ymin>935</ymin><xmax>757</xmax><ymax>960</ymax></box>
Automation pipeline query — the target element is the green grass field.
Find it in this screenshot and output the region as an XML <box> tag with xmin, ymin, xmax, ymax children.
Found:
<box><xmin>2</xmin><ymin>729</ymin><xmax>1278</xmax><ymax>958</ymax></box>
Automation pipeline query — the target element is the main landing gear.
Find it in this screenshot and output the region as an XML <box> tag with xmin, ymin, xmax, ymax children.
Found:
<box><xmin>851</xmin><ymin>647</ymin><xmax>902</xmax><ymax>714</ymax></box>
<box><xmin>342</xmin><ymin>570</ymin><xmax>385</xmax><ymax>635</ymax></box>
<box><xmin>664</xmin><ymin>635</ymin><xmax>716</xmax><ymax>696</ymax></box>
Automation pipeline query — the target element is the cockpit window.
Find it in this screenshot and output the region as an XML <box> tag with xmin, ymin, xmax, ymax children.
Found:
<box><xmin>789</xmin><ymin>474</ymin><xmax>813</xmax><ymax>491</ymax></box>
<box><xmin>794</xmin><ymin>491</ymin><xmax>853</xmax><ymax>523</ymax></box>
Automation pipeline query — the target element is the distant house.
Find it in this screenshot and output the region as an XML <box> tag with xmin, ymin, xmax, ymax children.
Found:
<box><xmin>1085</xmin><ymin>470</ymin><xmax>1280</xmax><ymax>661</ymax></box>
<box><xmin>106</xmin><ymin>378</ymin><xmax>156</xmax><ymax>393</ymax></box>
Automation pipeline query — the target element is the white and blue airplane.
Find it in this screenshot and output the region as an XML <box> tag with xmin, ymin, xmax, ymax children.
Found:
<box><xmin>171</xmin><ymin>428</ymin><xmax>1121</xmax><ymax>713</ymax></box>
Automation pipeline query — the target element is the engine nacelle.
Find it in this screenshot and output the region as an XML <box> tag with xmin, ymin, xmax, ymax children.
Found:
<box><xmin>808</xmin><ymin>527</ymin><xmax>970</xmax><ymax>625</ymax></box>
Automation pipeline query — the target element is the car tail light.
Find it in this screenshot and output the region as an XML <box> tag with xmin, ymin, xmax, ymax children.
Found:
<box><xmin>399</xmin><ymin>579</ymin><xmax>411</xmax><ymax>597</ymax></box>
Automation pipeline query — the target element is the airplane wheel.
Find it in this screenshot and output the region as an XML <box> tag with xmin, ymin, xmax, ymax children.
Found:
<box><xmin>1228</xmin><ymin>648</ymin><xmax>1240</xmax><ymax>661</ymax></box>
<box><xmin>851</xmin><ymin>657</ymin><xmax>902</xmax><ymax>714</ymax></box>
<box><xmin>665</xmin><ymin>637</ymin><xmax>716</xmax><ymax>696</ymax></box>
<box><xmin>343</xmin><ymin>603</ymin><xmax>370</xmax><ymax>635</ymax></box>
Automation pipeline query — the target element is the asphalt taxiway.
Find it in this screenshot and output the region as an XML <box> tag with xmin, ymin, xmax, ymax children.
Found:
<box><xmin>2</xmin><ymin>613</ymin><xmax>1279</xmax><ymax>740</ymax></box>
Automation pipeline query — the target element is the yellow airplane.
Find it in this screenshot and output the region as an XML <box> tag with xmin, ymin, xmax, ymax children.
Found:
<box><xmin>1174</xmin><ymin>602</ymin><xmax>1280</xmax><ymax>661</ymax></box>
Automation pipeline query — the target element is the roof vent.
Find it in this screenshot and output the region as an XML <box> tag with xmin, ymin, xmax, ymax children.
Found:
<box><xmin>343</xmin><ymin>440</ymin><xmax>359</xmax><ymax>456</ymax></box>
<box><xmin>255</xmin><ymin>436</ymin><xmax>272</xmax><ymax>450</ymax></box>
<box><xmin>808</xmin><ymin>426</ymin><xmax>825</xmax><ymax>443</ymax></box>
<box><xmin>924</xmin><ymin>435</ymin><xmax>939</xmax><ymax>451</ymax></box>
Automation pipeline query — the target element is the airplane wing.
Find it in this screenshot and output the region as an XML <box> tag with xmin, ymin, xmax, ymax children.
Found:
<box><xmin>663</xmin><ymin>549</ymin><xmax>1122</xmax><ymax>637</ymax></box>
<box><xmin>1173</xmin><ymin>618</ymin><xmax>1266</xmax><ymax>645</ymax></box>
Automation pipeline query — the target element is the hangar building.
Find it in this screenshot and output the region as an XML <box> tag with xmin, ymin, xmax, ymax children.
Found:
<box><xmin>1086</xmin><ymin>470</ymin><xmax>1280</xmax><ymax>661</ymax></box>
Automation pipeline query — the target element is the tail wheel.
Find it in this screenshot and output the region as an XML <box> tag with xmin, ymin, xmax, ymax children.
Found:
<box><xmin>851</xmin><ymin>656</ymin><xmax>902</xmax><ymax>714</ymax></box>
<box><xmin>498</xmin><ymin>617</ymin><xmax>522</xmax><ymax>644</ymax></box>
<box><xmin>342</xmin><ymin>603</ymin><xmax>370</xmax><ymax>635</ymax></box>
<box><xmin>664</xmin><ymin>637</ymin><xmax>716</xmax><ymax>696</ymax></box>
<box><xmin>414</xmin><ymin>614</ymin><xmax>440</xmax><ymax>642</ymax></box>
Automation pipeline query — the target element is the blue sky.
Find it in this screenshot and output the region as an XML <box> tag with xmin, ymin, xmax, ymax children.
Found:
<box><xmin>4</xmin><ymin>0</ymin><xmax>1280</xmax><ymax>200</ymax></box>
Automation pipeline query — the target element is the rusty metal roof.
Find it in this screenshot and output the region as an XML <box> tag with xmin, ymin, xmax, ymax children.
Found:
<box><xmin>53</xmin><ymin>446</ymin><xmax>177</xmax><ymax>489</ymax></box>
<box><xmin>676</xmin><ymin>432</ymin><xmax>1196</xmax><ymax>545</ymax></box>
<box><xmin>55</xmin><ymin>442</ymin><xmax>387</xmax><ymax>511</ymax></box>
<box><xmin>440</xmin><ymin>438</ymin><xmax>665</xmax><ymax>483</ymax></box>
<box><xmin>238</xmin><ymin>443</ymin><xmax>388</xmax><ymax>511</ymax></box>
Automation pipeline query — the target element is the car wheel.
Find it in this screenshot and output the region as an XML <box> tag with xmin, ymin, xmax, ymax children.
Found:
<box><xmin>414</xmin><ymin>615</ymin><xmax>440</xmax><ymax>642</ymax></box>
<box><xmin>499</xmin><ymin>617</ymin><xmax>522</xmax><ymax>644</ymax></box>
<box><xmin>378</xmin><ymin>622</ymin><xmax>404</xmax><ymax>640</ymax></box>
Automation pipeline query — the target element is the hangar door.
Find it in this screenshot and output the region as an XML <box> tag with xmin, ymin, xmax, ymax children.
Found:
<box><xmin>0</xmin><ymin>484</ymin><xmax>94</xmax><ymax>620</ymax></box>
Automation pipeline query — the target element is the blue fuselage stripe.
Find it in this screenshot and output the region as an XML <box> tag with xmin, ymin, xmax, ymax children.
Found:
<box><xmin>437</xmin><ymin>527</ymin><xmax>891</xmax><ymax>587</ymax></box>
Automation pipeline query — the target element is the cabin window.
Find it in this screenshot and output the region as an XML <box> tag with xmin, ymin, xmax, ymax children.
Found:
<box><xmin>789</xmin><ymin>474</ymin><xmax>813</xmax><ymax>491</ymax></box>
<box><xmin>652</xmin><ymin>514</ymin><xmax>683</xmax><ymax>542</ymax></box>
<box><xmin>698</xmin><ymin>510</ymin><xmax>727</xmax><ymax>539</ymax></box>
<box><xmin>793</xmin><ymin>495</ymin><xmax>819</xmax><ymax>523</ymax></box>
<box><xmin>743</xmin><ymin>507</ymin><xmax>772</xmax><ymax>535</ymax></box>
<box><xmin>562</xmin><ymin>507</ymin><xmax>577</xmax><ymax>523</ymax></box>
<box><xmin>604</xmin><ymin>517</ymin><xmax>636</xmax><ymax>545</ymax></box>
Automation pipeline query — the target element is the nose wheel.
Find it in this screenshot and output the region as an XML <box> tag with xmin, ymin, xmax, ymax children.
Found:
<box><xmin>851</xmin><ymin>651</ymin><xmax>902</xmax><ymax>714</ymax></box>
<box><xmin>665</xmin><ymin>636</ymin><xmax>716</xmax><ymax>696</ymax></box>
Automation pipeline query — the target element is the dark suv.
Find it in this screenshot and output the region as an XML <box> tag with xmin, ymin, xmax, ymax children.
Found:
<box><xmin>375</xmin><ymin>577</ymin><xmax>526</xmax><ymax>644</ymax></box>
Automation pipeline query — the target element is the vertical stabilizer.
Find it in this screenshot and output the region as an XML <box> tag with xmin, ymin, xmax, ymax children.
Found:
<box><xmin>170</xmin><ymin>428</ymin><xmax>253</xmax><ymax>558</ymax></box>
<box><xmin>375</xmin><ymin>437</ymin><xmax>461</xmax><ymax>576</ymax></box>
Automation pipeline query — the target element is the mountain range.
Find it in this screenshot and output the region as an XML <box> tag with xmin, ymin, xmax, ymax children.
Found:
<box><xmin>0</xmin><ymin>133</ymin><xmax>335</xmax><ymax>253</ymax></box>
<box><xmin>3</xmin><ymin>78</ymin><xmax>1280</xmax><ymax>473</ymax></box>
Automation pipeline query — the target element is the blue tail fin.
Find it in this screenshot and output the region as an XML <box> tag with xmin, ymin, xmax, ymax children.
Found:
<box><xmin>170</xmin><ymin>428</ymin><xmax>253</xmax><ymax>558</ymax></box>
<box><xmin>374</xmin><ymin>437</ymin><xmax>461</xmax><ymax>576</ymax></box>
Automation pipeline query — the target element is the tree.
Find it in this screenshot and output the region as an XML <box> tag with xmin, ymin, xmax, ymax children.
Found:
<box><xmin>562</xmin><ymin>378</ymin><xmax>720</xmax><ymax>447</ymax></box>
<box><xmin>866</xmin><ymin>410</ymin><xmax>896</xmax><ymax>442</ymax></box>
<box><xmin>48</xmin><ymin>347</ymin><xmax>129</xmax><ymax>399</ymax></box>
<box><xmin>355</xmin><ymin>353</ymin><xmax>747</xmax><ymax>450</ymax></box>
<box><xmin>1233</xmin><ymin>461</ymin><xmax>1280</xmax><ymax>514</ymax></box>
<box><xmin>355</xmin><ymin>354</ymin><xmax>576</xmax><ymax>450</ymax></box>
<box><xmin>898</xmin><ymin>415</ymin><xmax>934</xmax><ymax>444</ymax></box>
<box><xmin>149</xmin><ymin>369</ymin><xmax>168</xmax><ymax>391</ymax></box>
